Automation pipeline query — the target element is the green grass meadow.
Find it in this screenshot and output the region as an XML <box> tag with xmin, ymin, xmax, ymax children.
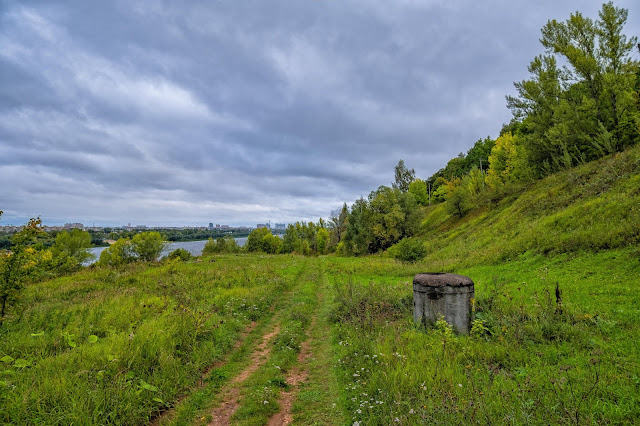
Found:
<box><xmin>1</xmin><ymin>148</ymin><xmax>640</xmax><ymax>424</ymax></box>
<box><xmin>325</xmin><ymin>250</ymin><xmax>640</xmax><ymax>424</ymax></box>
<box><xmin>0</xmin><ymin>256</ymin><xmax>305</xmax><ymax>424</ymax></box>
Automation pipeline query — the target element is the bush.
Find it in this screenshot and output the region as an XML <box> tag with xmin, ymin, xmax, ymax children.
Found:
<box><xmin>130</xmin><ymin>232</ymin><xmax>166</xmax><ymax>262</ymax></box>
<box><xmin>246</xmin><ymin>228</ymin><xmax>282</xmax><ymax>254</ymax></box>
<box><xmin>50</xmin><ymin>229</ymin><xmax>94</xmax><ymax>266</ymax></box>
<box><xmin>262</xmin><ymin>233</ymin><xmax>283</xmax><ymax>254</ymax></box>
<box><xmin>202</xmin><ymin>236</ymin><xmax>240</xmax><ymax>255</ymax></box>
<box><xmin>388</xmin><ymin>237</ymin><xmax>427</xmax><ymax>263</ymax></box>
<box><xmin>98</xmin><ymin>238</ymin><xmax>134</xmax><ymax>267</ymax></box>
<box><xmin>246</xmin><ymin>228</ymin><xmax>271</xmax><ymax>252</ymax></box>
<box><xmin>166</xmin><ymin>248</ymin><xmax>192</xmax><ymax>261</ymax></box>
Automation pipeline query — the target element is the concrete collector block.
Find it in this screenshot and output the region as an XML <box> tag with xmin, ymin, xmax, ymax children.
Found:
<box><xmin>413</xmin><ymin>273</ymin><xmax>474</xmax><ymax>334</ymax></box>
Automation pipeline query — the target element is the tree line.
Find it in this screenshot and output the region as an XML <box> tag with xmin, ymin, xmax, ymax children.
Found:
<box><xmin>427</xmin><ymin>2</ymin><xmax>639</xmax><ymax>214</ymax></box>
<box><xmin>323</xmin><ymin>2</ymin><xmax>639</xmax><ymax>258</ymax></box>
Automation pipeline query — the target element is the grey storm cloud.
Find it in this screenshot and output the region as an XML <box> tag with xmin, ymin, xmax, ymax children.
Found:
<box><xmin>1</xmin><ymin>0</ymin><xmax>639</xmax><ymax>226</ymax></box>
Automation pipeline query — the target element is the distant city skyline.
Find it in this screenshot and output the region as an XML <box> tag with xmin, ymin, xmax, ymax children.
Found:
<box><xmin>0</xmin><ymin>218</ymin><xmax>288</xmax><ymax>230</ymax></box>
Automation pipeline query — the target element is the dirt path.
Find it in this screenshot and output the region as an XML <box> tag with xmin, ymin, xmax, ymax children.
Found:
<box><xmin>267</xmin><ymin>269</ymin><xmax>324</xmax><ymax>426</ymax></box>
<box><xmin>266</xmin><ymin>322</ymin><xmax>315</xmax><ymax>426</ymax></box>
<box><xmin>149</xmin><ymin>321</ymin><xmax>258</xmax><ymax>426</ymax></box>
<box><xmin>208</xmin><ymin>324</ymin><xmax>281</xmax><ymax>425</ymax></box>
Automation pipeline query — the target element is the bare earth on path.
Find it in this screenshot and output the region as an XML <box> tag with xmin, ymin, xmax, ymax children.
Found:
<box><xmin>208</xmin><ymin>324</ymin><xmax>281</xmax><ymax>426</ymax></box>
<box><xmin>149</xmin><ymin>321</ymin><xmax>258</xmax><ymax>426</ymax></box>
<box><xmin>265</xmin><ymin>337</ymin><xmax>313</xmax><ymax>425</ymax></box>
<box><xmin>267</xmin><ymin>312</ymin><xmax>318</xmax><ymax>426</ymax></box>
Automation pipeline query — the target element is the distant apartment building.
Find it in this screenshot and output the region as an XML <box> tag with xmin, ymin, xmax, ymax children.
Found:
<box><xmin>209</xmin><ymin>223</ymin><xmax>214</xmax><ymax>229</ymax></box>
<box><xmin>274</xmin><ymin>223</ymin><xmax>286</xmax><ymax>230</ymax></box>
<box><xmin>256</xmin><ymin>223</ymin><xmax>270</xmax><ymax>229</ymax></box>
<box><xmin>64</xmin><ymin>223</ymin><xmax>84</xmax><ymax>229</ymax></box>
<box><xmin>0</xmin><ymin>226</ymin><xmax>21</xmax><ymax>233</ymax></box>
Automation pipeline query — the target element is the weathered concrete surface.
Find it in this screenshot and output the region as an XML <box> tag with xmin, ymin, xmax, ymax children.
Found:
<box><xmin>413</xmin><ymin>273</ymin><xmax>474</xmax><ymax>334</ymax></box>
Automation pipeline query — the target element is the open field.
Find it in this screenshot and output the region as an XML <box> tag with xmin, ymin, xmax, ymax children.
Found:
<box><xmin>3</xmin><ymin>148</ymin><xmax>640</xmax><ymax>424</ymax></box>
<box><xmin>1</xmin><ymin>248</ymin><xmax>639</xmax><ymax>425</ymax></box>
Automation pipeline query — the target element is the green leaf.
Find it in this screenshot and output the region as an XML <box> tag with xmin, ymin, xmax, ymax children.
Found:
<box><xmin>13</xmin><ymin>359</ymin><xmax>30</xmax><ymax>368</ymax></box>
<box><xmin>139</xmin><ymin>380</ymin><xmax>158</xmax><ymax>392</ymax></box>
<box><xmin>124</xmin><ymin>371</ymin><xmax>135</xmax><ymax>380</ymax></box>
<box><xmin>88</xmin><ymin>335</ymin><xmax>98</xmax><ymax>344</ymax></box>
<box><xmin>63</xmin><ymin>332</ymin><xmax>76</xmax><ymax>348</ymax></box>
<box><xmin>30</xmin><ymin>332</ymin><xmax>45</xmax><ymax>337</ymax></box>
<box><xmin>0</xmin><ymin>356</ymin><xmax>14</xmax><ymax>364</ymax></box>
<box><xmin>153</xmin><ymin>397</ymin><xmax>164</xmax><ymax>404</ymax></box>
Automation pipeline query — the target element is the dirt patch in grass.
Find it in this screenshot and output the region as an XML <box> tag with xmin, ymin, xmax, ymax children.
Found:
<box><xmin>267</xmin><ymin>315</ymin><xmax>316</xmax><ymax>426</ymax></box>
<box><xmin>209</xmin><ymin>324</ymin><xmax>281</xmax><ymax>425</ymax></box>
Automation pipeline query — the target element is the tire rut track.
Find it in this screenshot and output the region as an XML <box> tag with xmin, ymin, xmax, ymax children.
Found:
<box><xmin>208</xmin><ymin>323</ymin><xmax>281</xmax><ymax>425</ymax></box>
<box><xmin>267</xmin><ymin>261</ymin><xmax>324</xmax><ymax>426</ymax></box>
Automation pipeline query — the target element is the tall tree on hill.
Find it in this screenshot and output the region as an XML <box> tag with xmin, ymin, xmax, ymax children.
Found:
<box><xmin>508</xmin><ymin>2</ymin><xmax>639</xmax><ymax>176</ymax></box>
<box><xmin>393</xmin><ymin>160</ymin><xmax>415</xmax><ymax>192</ymax></box>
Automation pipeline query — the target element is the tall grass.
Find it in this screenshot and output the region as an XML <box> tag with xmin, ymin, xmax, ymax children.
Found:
<box><xmin>416</xmin><ymin>145</ymin><xmax>640</xmax><ymax>269</ymax></box>
<box><xmin>325</xmin><ymin>251</ymin><xmax>640</xmax><ymax>424</ymax></box>
<box><xmin>0</xmin><ymin>255</ymin><xmax>304</xmax><ymax>424</ymax></box>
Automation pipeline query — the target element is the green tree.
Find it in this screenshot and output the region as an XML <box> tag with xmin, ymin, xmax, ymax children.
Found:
<box><xmin>0</xmin><ymin>218</ymin><xmax>43</xmax><ymax>326</ymax></box>
<box><xmin>368</xmin><ymin>186</ymin><xmax>405</xmax><ymax>252</ymax></box>
<box><xmin>98</xmin><ymin>238</ymin><xmax>134</xmax><ymax>267</ymax></box>
<box><xmin>342</xmin><ymin>197</ymin><xmax>372</xmax><ymax>256</ymax></box>
<box><xmin>463</xmin><ymin>137</ymin><xmax>496</xmax><ymax>173</ymax></box>
<box><xmin>508</xmin><ymin>3</ymin><xmax>639</xmax><ymax>176</ymax></box>
<box><xmin>408</xmin><ymin>179</ymin><xmax>429</xmax><ymax>206</ymax></box>
<box><xmin>430</xmin><ymin>177</ymin><xmax>448</xmax><ymax>203</ymax></box>
<box><xmin>262</xmin><ymin>233</ymin><xmax>283</xmax><ymax>254</ymax></box>
<box><xmin>130</xmin><ymin>232</ymin><xmax>166</xmax><ymax>262</ymax></box>
<box><xmin>203</xmin><ymin>236</ymin><xmax>240</xmax><ymax>255</ymax></box>
<box><xmin>486</xmin><ymin>132</ymin><xmax>518</xmax><ymax>189</ymax></box>
<box><xmin>316</xmin><ymin>227</ymin><xmax>330</xmax><ymax>254</ymax></box>
<box><xmin>329</xmin><ymin>203</ymin><xmax>349</xmax><ymax>248</ymax></box>
<box><xmin>445</xmin><ymin>181</ymin><xmax>473</xmax><ymax>218</ymax></box>
<box><xmin>51</xmin><ymin>229</ymin><xmax>94</xmax><ymax>267</ymax></box>
<box><xmin>464</xmin><ymin>167</ymin><xmax>486</xmax><ymax>196</ymax></box>
<box><xmin>393</xmin><ymin>159</ymin><xmax>415</xmax><ymax>192</ymax></box>
<box><xmin>246</xmin><ymin>227</ymin><xmax>271</xmax><ymax>253</ymax></box>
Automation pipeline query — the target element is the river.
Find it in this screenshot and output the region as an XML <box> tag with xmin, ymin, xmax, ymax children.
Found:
<box><xmin>87</xmin><ymin>237</ymin><xmax>249</xmax><ymax>264</ymax></box>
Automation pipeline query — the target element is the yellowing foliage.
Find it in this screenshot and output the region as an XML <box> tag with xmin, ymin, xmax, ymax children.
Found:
<box><xmin>486</xmin><ymin>132</ymin><xmax>518</xmax><ymax>189</ymax></box>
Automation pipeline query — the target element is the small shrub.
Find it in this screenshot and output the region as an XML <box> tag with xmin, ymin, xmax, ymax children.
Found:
<box><xmin>166</xmin><ymin>248</ymin><xmax>192</xmax><ymax>261</ymax></box>
<box><xmin>388</xmin><ymin>237</ymin><xmax>427</xmax><ymax>263</ymax></box>
<box><xmin>202</xmin><ymin>236</ymin><xmax>240</xmax><ymax>255</ymax></box>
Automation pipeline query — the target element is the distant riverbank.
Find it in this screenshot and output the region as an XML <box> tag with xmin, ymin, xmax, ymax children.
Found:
<box><xmin>87</xmin><ymin>237</ymin><xmax>249</xmax><ymax>264</ymax></box>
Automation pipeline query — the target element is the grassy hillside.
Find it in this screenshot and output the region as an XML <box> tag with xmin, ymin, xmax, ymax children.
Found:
<box><xmin>416</xmin><ymin>144</ymin><xmax>640</xmax><ymax>269</ymax></box>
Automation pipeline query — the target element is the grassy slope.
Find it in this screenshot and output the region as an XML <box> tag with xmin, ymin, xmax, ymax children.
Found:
<box><xmin>325</xmin><ymin>146</ymin><xmax>640</xmax><ymax>424</ymax></box>
<box><xmin>417</xmin><ymin>144</ymin><xmax>640</xmax><ymax>270</ymax></box>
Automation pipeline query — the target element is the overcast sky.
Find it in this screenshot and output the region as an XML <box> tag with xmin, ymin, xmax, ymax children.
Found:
<box><xmin>1</xmin><ymin>0</ymin><xmax>639</xmax><ymax>227</ymax></box>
